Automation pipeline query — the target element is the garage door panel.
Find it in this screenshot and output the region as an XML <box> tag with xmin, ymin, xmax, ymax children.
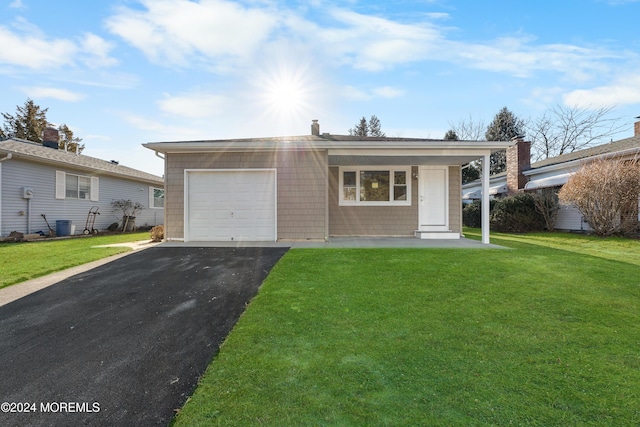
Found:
<box><xmin>187</xmin><ymin>170</ymin><xmax>276</xmax><ymax>241</ymax></box>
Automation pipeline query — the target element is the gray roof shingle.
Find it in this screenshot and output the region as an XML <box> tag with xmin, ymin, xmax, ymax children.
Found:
<box><xmin>530</xmin><ymin>134</ymin><xmax>640</xmax><ymax>169</ymax></box>
<box><xmin>0</xmin><ymin>138</ymin><xmax>163</xmax><ymax>185</ymax></box>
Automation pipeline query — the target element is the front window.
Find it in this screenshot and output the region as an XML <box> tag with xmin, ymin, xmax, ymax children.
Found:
<box><xmin>65</xmin><ymin>173</ymin><xmax>91</xmax><ymax>199</ymax></box>
<box><xmin>339</xmin><ymin>167</ymin><xmax>411</xmax><ymax>206</ymax></box>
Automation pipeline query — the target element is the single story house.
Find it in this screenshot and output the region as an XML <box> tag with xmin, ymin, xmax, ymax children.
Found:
<box><xmin>143</xmin><ymin>120</ymin><xmax>512</xmax><ymax>244</ymax></box>
<box><xmin>0</xmin><ymin>130</ymin><xmax>164</xmax><ymax>237</ymax></box>
<box><xmin>462</xmin><ymin>118</ymin><xmax>640</xmax><ymax>231</ymax></box>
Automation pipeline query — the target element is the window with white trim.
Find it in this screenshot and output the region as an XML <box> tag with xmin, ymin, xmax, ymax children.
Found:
<box><xmin>55</xmin><ymin>171</ymin><xmax>99</xmax><ymax>201</ymax></box>
<box><xmin>339</xmin><ymin>166</ymin><xmax>411</xmax><ymax>206</ymax></box>
<box><xmin>150</xmin><ymin>186</ymin><xmax>164</xmax><ymax>208</ymax></box>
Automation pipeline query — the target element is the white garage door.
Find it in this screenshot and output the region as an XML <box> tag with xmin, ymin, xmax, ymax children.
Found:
<box><xmin>186</xmin><ymin>169</ymin><xmax>277</xmax><ymax>241</ymax></box>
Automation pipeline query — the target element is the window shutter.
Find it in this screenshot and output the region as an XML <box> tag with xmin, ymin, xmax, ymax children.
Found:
<box><xmin>55</xmin><ymin>171</ymin><xmax>66</xmax><ymax>199</ymax></box>
<box><xmin>90</xmin><ymin>177</ymin><xmax>99</xmax><ymax>201</ymax></box>
<box><xmin>149</xmin><ymin>186</ymin><xmax>154</xmax><ymax>208</ymax></box>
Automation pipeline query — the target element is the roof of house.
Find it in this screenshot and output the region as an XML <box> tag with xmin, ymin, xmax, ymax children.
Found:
<box><xmin>143</xmin><ymin>133</ymin><xmax>513</xmax><ymax>153</ymax></box>
<box><xmin>0</xmin><ymin>138</ymin><xmax>163</xmax><ymax>185</ymax></box>
<box><xmin>530</xmin><ymin>134</ymin><xmax>640</xmax><ymax>170</ymax></box>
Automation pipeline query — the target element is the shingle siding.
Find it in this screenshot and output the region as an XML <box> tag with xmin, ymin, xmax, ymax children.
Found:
<box><xmin>165</xmin><ymin>151</ymin><xmax>328</xmax><ymax>241</ymax></box>
<box><xmin>0</xmin><ymin>159</ymin><xmax>163</xmax><ymax>236</ymax></box>
<box><xmin>328</xmin><ymin>166</ymin><xmax>419</xmax><ymax>236</ymax></box>
<box><xmin>449</xmin><ymin>166</ymin><xmax>462</xmax><ymax>233</ymax></box>
<box><xmin>165</xmin><ymin>154</ymin><xmax>462</xmax><ymax>240</ymax></box>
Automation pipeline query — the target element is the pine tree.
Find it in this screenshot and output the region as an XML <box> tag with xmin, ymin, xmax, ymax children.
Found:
<box><xmin>368</xmin><ymin>115</ymin><xmax>386</xmax><ymax>137</ymax></box>
<box><xmin>349</xmin><ymin>116</ymin><xmax>369</xmax><ymax>136</ymax></box>
<box><xmin>485</xmin><ymin>107</ymin><xmax>526</xmax><ymax>174</ymax></box>
<box><xmin>1</xmin><ymin>99</ymin><xmax>50</xmax><ymax>142</ymax></box>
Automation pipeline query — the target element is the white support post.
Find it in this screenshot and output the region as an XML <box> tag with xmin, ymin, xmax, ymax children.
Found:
<box><xmin>482</xmin><ymin>153</ymin><xmax>490</xmax><ymax>244</ymax></box>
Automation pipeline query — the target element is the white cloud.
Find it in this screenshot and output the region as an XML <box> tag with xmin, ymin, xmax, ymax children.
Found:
<box><xmin>80</xmin><ymin>33</ymin><xmax>118</xmax><ymax>68</ymax></box>
<box><xmin>22</xmin><ymin>86</ymin><xmax>85</xmax><ymax>101</ymax></box>
<box><xmin>106</xmin><ymin>0</ymin><xmax>278</xmax><ymax>67</ymax></box>
<box><xmin>563</xmin><ymin>74</ymin><xmax>640</xmax><ymax>107</ymax></box>
<box><xmin>0</xmin><ymin>24</ymin><xmax>76</xmax><ymax>69</ymax></box>
<box><xmin>157</xmin><ymin>92</ymin><xmax>229</xmax><ymax>118</ymax></box>
<box><xmin>317</xmin><ymin>8</ymin><xmax>442</xmax><ymax>71</ymax></box>
<box><xmin>0</xmin><ymin>21</ymin><xmax>117</xmax><ymax>71</ymax></box>
<box><xmin>449</xmin><ymin>36</ymin><xmax>618</xmax><ymax>81</ymax></box>
<box><xmin>9</xmin><ymin>0</ymin><xmax>26</xmax><ymax>9</ymax></box>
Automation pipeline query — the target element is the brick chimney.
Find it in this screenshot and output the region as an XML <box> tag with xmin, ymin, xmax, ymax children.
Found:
<box><xmin>506</xmin><ymin>135</ymin><xmax>531</xmax><ymax>194</ymax></box>
<box><xmin>635</xmin><ymin>117</ymin><xmax>640</xmax><ymax>136</ymax></box>
<box><xmin>42</xmin><ymin>127</ymin><xmax>60</xmax><ymax>149</ymax></box>
<box><xmin>311</xmin><ymin>119</ymin><xmax>320</xmax><ymax>136</ymax></box>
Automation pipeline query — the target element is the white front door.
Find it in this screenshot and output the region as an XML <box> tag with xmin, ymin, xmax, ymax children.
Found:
<box><xmin>418</xmin><ymin>166</ymin><xmax>449</xmax><ymax>231</ymax></box>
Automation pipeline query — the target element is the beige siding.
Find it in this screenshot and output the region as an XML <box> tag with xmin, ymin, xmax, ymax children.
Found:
<box><xmin>165</xmin><ymin>151</ymin><xmax>328</xmax><ymax>240</ymax></box>
<box><xmin>328</xmin><ymin>166</ymin><xmax>419</xmax><ymax>236</ymax></box>
<box><xmin>448</xmin><ymin>166</ymin><xmax>462</xmax><ymax>233</ymax></box>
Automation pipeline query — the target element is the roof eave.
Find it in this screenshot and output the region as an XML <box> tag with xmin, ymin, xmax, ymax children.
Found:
<box><xmin>143</xmin><ymin>140</ymin><xmax>513</xmax><ymax>154</ymax></box>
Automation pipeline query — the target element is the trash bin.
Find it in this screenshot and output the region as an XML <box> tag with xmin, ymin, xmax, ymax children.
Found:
<box><xmin>56</xmin><ymin>220</ymin><xmax>72</xmax><ymax>236</ymax></box>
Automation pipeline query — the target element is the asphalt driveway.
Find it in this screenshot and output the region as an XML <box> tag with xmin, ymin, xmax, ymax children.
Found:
<box><xmin>0</xmin><ymin>246</ymin><xmax>288</xmax><ymax>426</ymax></box>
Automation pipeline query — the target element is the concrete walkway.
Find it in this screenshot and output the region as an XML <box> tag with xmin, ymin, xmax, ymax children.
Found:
<box><xmin>0</xmin><ymin>240</ymin><xmax>160</xmax><ymax>307</ymax></box>
<box><xmin>161</xmin><ymin>236</ymin><xmax>505</xmax><ymax>249</ymax></box>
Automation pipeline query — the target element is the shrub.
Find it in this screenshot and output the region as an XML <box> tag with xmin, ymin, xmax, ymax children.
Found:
<box><xmin>490</xmin><ymin>193</ymin><xmax>546</xmax><ymax>233</ymax></box>
<box><xmin>530</xmin><ymin>187</ymin><xmax>560</xmax><ymax>231</ymax></box>
<box><xmin>462</xmin><ymin>200</ymin><xmax>496</xmax><ymax>228</ymax></box>
<box><xmin>150</xmin><ymin>225</ymin><xmax>164</xmax><ymax>242</ymax></box>
<box><xmin>559</xmin><ymin>158</ymin><xmax>640</xmax><ymax>236</ymax></box>
<box><xmin>463</xmin><ymin>201</ymin><xmax>482</xmax><ymax>228</ymax></box>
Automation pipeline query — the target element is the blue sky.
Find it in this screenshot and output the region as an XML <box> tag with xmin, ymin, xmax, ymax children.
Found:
<box><xmin>1</xmin><ymin>0</ymin><xmax>639</xmax><ymax>177</ymax></box>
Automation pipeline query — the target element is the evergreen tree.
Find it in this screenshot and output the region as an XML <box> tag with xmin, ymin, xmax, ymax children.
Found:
<box><xmin>443</xmin><ymin>129</ymin><xmax>458</xmax><ymax>140</ymax></box>
<box><xmin>1</xmin><ymin>99</ymin><xmax>84</xmax><ymax>153</ymax></box>
<box><xmin>485</xmin><ymin>106</ymin><xmax>526</xmax><ymax>174</ymax></box>
<box><xmin>348</xmin><ymin>115</ymin><xmax>385</xmax><ymax>137</ymax></box>
<box><xmin>368</xmin><ymin>115</ymin><xmax>386</xmax><ymax>137</ymax></box>
<box><xmin>1</xmin><ymin>99</ymin><xmax>50</xmax><ymax>142</ymax></box>
<box><xmin>58</xmin><ymin>124</ymin><xmax>85</xmax><ymax>154</ymax></box>
<box><xmin>349</xmin><ymin>116</ymin><xmax>369</xmax><ymax>136</ymax></box>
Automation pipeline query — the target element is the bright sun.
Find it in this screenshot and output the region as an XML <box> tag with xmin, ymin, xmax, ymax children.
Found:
<box><xmin>258</xmin><ymin>65</ymin><xmax>311</xmax><ymax>121</ymax></box>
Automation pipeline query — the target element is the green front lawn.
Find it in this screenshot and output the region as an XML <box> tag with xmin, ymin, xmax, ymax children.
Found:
<box><xmin>0</xmin><ymin>232</ymin><xmax>150</xmax><ymax>289</ymax></box>
<box><xmin>174</xmin><ymin>231</ymin><xmax>640</xmax><ymax>426</ymax></box>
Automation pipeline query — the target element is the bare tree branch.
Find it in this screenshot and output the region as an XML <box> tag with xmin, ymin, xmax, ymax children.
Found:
<box><xmin>527</xmin><ymin>104</ymin><xmax>626</xmax><ymax>161</ymax></box>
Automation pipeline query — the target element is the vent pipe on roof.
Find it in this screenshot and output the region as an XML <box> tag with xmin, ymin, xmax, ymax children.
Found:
<box><xmin>311</xmin><ymin>119</ymin><xmax>320</xmax><ymax>136</ymax></box>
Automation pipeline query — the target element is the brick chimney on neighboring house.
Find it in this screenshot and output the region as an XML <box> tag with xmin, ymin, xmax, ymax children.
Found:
<box><xmin>42</xmin><ymin>127</ymin><xmax>60</xmax><ymax>149</ymax></box>
<box><xmin>506</xmin><ymin>135</ymin><xmax>531</xmax><ymax>194</ymax></box>
<box><xmin>635</xmin><ymin>116</ymin><xmax>640</xmax><ymax>136</ymax></box>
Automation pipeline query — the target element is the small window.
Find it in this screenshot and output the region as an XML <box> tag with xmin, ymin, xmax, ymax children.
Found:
<box><xmin>343</xmin><ymin>171</ymin><xmax>356</xmax><ymax>201</ymax></box>
<box><xmin>151</xmin><ymin>187</ymin><xmax>164</xmax><ymax>208</ymax></box>
<box><xmin>394</xmin><ymin>171</ymin><xmax>407</xmax><ymax>201</ymax></box>
<box><xmin>339</xmin><ymin>167</ymin><xmax>411</xmax><ymax>206</ymax></box>
<box><xmin>63</xmin><ymin>173</ymin><xmax>94</xmax><ymax>200</ymax></box>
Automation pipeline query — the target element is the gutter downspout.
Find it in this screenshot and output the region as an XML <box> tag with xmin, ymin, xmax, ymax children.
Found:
<box><xmin>0</xmin><ymin>153</ymin><xmax>12</xmax><ymax>162</ymax></box>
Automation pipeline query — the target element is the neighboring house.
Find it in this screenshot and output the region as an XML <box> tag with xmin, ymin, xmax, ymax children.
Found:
<box><xmin>143</xmin><ymin>120</ymin><xmax>512</xmax><ymax>244</ymax></box>
<box><xmin>462</xmin><ymin>118</ymin><xmax>640</xmax><ymax>231</ymax></box>
<box><xmin>0</xmin><ymin>131</ymin><xmax>164</xmax><ymax>237</ymax></box>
